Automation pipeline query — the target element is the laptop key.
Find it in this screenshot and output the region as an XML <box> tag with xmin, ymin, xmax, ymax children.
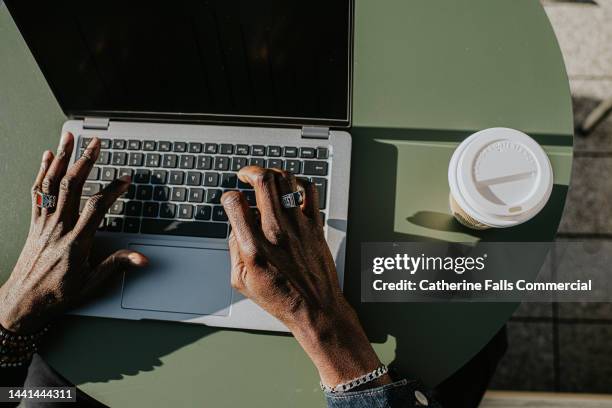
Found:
<box><xmin>173</xmin><ymin>142</ymin><xmax>187</xmax><ymax>152</ymax></box>
<box><xmin>124</xmin><ymin>218</ymin><xmax>141</xmax><ymax>233</ymax></box>
<box><xmin>106</xmin><ymin>217</ymin><xmax>123</xmax><ymax>232</ymax></box>
<box><xmin>244</xmin><ymin>190</ymin><xmax>257</xmax><ymax>206</ymax></box>
<box><xmin>128</xmin><ymin>140</ymin><xmax>141</xmax><ymax>150</ymax></box>
<box><xmin>112</xmin><ymin>139</ymin><xmax>126</xmax><ymax>149</ymax></box>
<box><xmin>100</xmin><ymin>139</ymin><xmax>111</xmax><ymax>149</ymax></box>
<box><xmin>112</xmin><ymin>151</ymin><xmax>127</xmax><ymax>166</ymax></box>
<box><xmin>252</xmin><ymin>145</ymin><xmax>265</xmax><ymax>156</ymax></box>
<box><xmin>303</xmin><ymin>161</ymin><xmax>328</xmax><ymax>176</ymax></box>
<box><xmin>180</xmin><ymin>155</ymin><xmax>195</xmax><ymax>169</ymax></box>
<box><xmin>134</xmin><ymin>169</ymin><xmax>151</xmax><ymax>184</ymax></box>
<box><xmin>204</xmin><ymin>172</ymin><xmax>219</xmax><ymax>187</ymax></box>
<box><xmin>136</xmin><ymin>185</ymin><xmax>153</xmax><ymax>201</ymax></box>
<box><xmin>125</xmin><ymin>201</ymin><xmax>143</xmax><ymax>216</ymax></box>
<box><xmin>178</xmin><ymin>204</ymin><xmax>194</xmax><ymax>219</ymax></box>
<box><xmin>221</xmin><ymin>173</ymin><xmax>237</xmax><ymax>188</ymax></box>
<box><xmin>169</xmin><ymin>171</ymin><xmax>185</xmax><ymax>185</ymax></box>
<box><xmin>206</xmin><ymin>189</ymin><xmax>222</xmax><ymax>204</ymax></box>
<box><xmin>96</xmin><ymin>151</ymin><xmax>111</xmax><ymax>165</ymax></box>
<box><xmin>151</xmin><ymin>170</ymin><xmax>168</xmax><ymax>184</ymax></box>
<box><xmin>172</xmin><ymin>187</ymin><xmax>187</xmax><ymax>202</ymax></box>
<box><xmin>153</xmin><ymin>186</ymin><xmax>171</xmax><ymax>201</ymax></box>
<box><xmin>87</xmin><ymin>167</ymin><xmax>100</xmax><ymax>181</ymax></box>
<box><xmin>268</xmin><ymin>159</ymin><xmax>283</xmax><ymax>169</ymax></box>
<box><xmin>82</xmin><ymin>182</ymin><xmax>102</xmax><ymax>196</ymax></box>
<box><xmin>231</xmin><ymin>157</ymin><xmax>248</xmax><ymax>171</ymax></box>
<box><xmin>143</xmin><ymin>202</ymin><xmax>159</xmax><ymax>218</ymax></box>
<box><xmin>158</xmin><ymin>141</ymin><xmax>172</xmax><ymax>152</ymax></box>
<box><xmin>249</xmin><ymin>158</ymin><xmax>266</xmax><ymax>167</ymax></box>
<box><xmin>236</xmin><ymin>145</ymin><xmax>250</xmax><ymax>155</ymax></box>
<box><xmin>284</xmin><ymin>160</ymin><xmax>301</xmax><ymax>174</ymax></box>
<box><xmin>129</xmin><ymin>152</ymin><xmax>144</xmax><ymax>167</ymax></box>
<box><xmin>101</xmin><ymin>167</ymin><xmax>116</xmax><ymax>181</ymax></box>
<box><xmin>197</xmin><ymin>156</ymin><xmax>212</xmax><ymax>170</ymax></box>
<box><xmin>160</xmin><ymin>203</ymin><xmax>176</xmax><ymax>218</ymax></box>
<box><xmin>312</xmin><ymin>177</ymin><xmax>327</xmax><ymax>209</ymax></box>
<box><xmin>143</xmin><ymin>141</ymin><xmax>156</xmax><ymax>151</ymax></box>
<box><xmin>268</xmin><ymin>146</ymin><xmax>281</xmax><ymax>157</ymax></box>
<box><xmin>145</xmin><ymin>153</ymin><xmax>161</xmax><ymax>167</ymax></box>
<box><xmin>186</xmin><ymin>172</ymin><xmax>202</xmax><ymax>186</ymax></box>
<box><xmin>118</xmin><ymin>168</ymin><xmax>134</xmax><ymax>179</ymax></box>
<box><xmin>220</xmin><ymin>144</ymin><xmax>234</xmax><ymax>155</ymax></box>
<box><xmin>212</xmin><ymin>206</ymin><xmax>228</xmax><ymax>221</ymax></box>
<box><xmin>300</xmin><ymin>147</ymin><xmax>316</xmax><ymax>158</ymax></box>
<box><xmin>237</xmin><ymin>179</ymin><xmax>253</xmax><ymax>190</ymax></box>
<box><xmin>141</xmin><ymin>219</ymin><xmax>227</xmax><ymax>238</ymax></box>
<box><xmin>214</xmin><ymin>157</ymin><xmax>230</xmax><ymax>171</ymax></box>
<box><xmin>205</xmin><ymin>143</ymin><xmax>218</xmax><ymax>154</ymax></box>
<box><xmin>188</xmin><ymin>188</ymin><xmax>205</xmax><ymax>203</ymax></box>
<box><xmin>80</xmin><ymin>137</ymin><xmax>92</xmax><ymax>148</ymax></box>
<box><xmin>317</xmin><ymin>147</ymin><xmax>329</xmax><ymax>159</ymax></box>
<box><xmin>162</xmin><ymin>154</ymin><xmax>178</xmax><ymax>168</ymax></box>
<box><xmin>189</xmin><ymin>142</ymin><xmax>202</xmax><ymax>153</ymax></box>
<box><xmin>195</xmin><ymin>205</ymin><xmax>212</xmax><ymax>220</ymax></box>
<box><xmin>122</xmin><ymin>184</ymin><xmax>136</xmax><ymax>199</ymax></box>
<box><xmin>109</xmin><ymin>201</ymin><xmax>125</xmax><ymax>215</ymax></box>
<box><xmin>283</xmin><ymin>147</ymin><xmax>298</xmax><ymax>157</ymax></box>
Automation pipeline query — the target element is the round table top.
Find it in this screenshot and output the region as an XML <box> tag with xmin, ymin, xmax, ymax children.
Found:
<box><xmin>0</xmin><ymin>1</ymin><xmax>573</xmax><ymax>406</ymax></box>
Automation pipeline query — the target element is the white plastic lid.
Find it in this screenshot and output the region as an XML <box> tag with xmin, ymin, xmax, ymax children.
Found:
<box><xmin>448</xmin><ymin>128</ymin><xmax>553</xmax><ymax>228</ymax></box>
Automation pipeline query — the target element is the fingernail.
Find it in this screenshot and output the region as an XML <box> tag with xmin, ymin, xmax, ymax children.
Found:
<box><xmin>87</xmin><ymin>137</ymin><xmax>100</xmax><ymax>150</ymax></box>
<box><xmin>128</xmin><ymin>253</ymin><xmax>148</xmax><ymax>266</ymax></box>
<box><xmin>42</xmin><ymin>150</ymin><xmax>52</xmax><ymax>161</ymax></box>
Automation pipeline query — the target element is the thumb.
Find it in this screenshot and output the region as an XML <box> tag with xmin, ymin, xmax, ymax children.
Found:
<box><xmin>85</xmin><ymin>249</ymin><xmax>149</xmax><ymax>293</ymax></box>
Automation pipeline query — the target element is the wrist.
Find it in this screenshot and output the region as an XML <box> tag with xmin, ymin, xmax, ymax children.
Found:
<box><xmin>0</xmin><ymin>282</ymin><xmax>43</xmax><ymax>335</ymax></box>
<box><xmin>288</xmin><ymin>299</ymin><xmax>391</xmax><ymax>388</ymax></box>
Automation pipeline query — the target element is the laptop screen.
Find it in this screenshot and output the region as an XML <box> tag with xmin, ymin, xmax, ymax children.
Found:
<box><xmin>6</xmin><ymin>0</ymin><xmax>352</xmax><ymax>127</ymax></box>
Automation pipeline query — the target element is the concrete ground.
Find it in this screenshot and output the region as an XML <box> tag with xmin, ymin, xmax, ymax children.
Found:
<box><xmin>489</xmin><ymin>0</ymin><xmax>612</xmax><ymax>395</ymax></box>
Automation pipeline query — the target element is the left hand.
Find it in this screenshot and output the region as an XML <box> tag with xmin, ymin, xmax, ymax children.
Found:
<box><xmin>0</xmin><ymin>133</ymin><xmax>148</xmax><ymax>335</ymax></box>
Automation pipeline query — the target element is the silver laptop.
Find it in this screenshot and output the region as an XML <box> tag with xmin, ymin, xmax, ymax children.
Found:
<box><xmin>7</xmin><ymin>0</ymin><xmax>353</xmax><ymax>331</ymax></box>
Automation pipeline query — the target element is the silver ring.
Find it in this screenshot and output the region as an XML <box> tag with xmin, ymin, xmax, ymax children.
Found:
<box><xmin>35</xmin><ymin>191</ymin><xmax>57</xmax><ymax>209</ymax></box>
<box><xmin>281</xmin><ymin>191</ymin><xmax>304</xmax><ymax>209</ymax></box>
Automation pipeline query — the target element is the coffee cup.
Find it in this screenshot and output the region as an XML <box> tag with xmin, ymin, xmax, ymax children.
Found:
<box><xmin>448</xmin><ymin>128</ymin><xmax>553</xmax><ymax>230</ymax></box>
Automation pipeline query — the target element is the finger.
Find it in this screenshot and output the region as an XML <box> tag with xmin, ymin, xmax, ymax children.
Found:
<box><xmin>55</xmin><ymin>137</ymin><xmax>101</xmax><ymax>225</ymax></box>
<box><xmin>31</xmin><ymin>150</ymin><xmax>54</xmax><ymax>221</ymax></box>
<box><xmin>296</xmin><ymin>178</ymin><xmax>321</xmax><ymax>223</ymax></box>
<box><xmin>221</xmin><ymin>190</ymin><xmax>267</xmax><ymax>262</ymax></box>
<box><xmin>237</xmin><ymin>166</ymin><xmax>290</xmax><ymax>244</ymax></box>
<box><xmin>228</xmin><ymin>231</ymin><xmax>247</xmax><ymax>292</ymax></box>
<box><xmin>41</xmin><ymin>132</ymin><xmax>74</xmax><ymax>216</ymax></box>
<box><xmin>74</xmin><ymin>175</ymin><xmax>131</xmax><ymax>238</ymax></box>
<box><xmin>83</xmin><ymin>249</ymin><xmax>148</xmax><ymax>295</ymax></box>
<box><xmin>269</xmin><ymin>168</ymin><xmax>304</xmax><ymax>222</ymax></box>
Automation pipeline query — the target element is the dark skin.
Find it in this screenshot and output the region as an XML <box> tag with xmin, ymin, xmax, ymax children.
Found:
<box><xmin>0</xmin><ymin>133</ymin><xmax>390</xmax><ymax>389</ymax></box>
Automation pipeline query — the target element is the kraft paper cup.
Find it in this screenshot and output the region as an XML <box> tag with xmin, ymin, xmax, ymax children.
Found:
<box><xmin>448</xmin><ymin>128</ymin><xmax>553</xmax><ymax>230</ymax></box>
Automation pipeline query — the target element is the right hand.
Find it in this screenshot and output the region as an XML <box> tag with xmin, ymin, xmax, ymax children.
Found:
<box><xmin>221</xmin><ymin>167</ymin><xmax>390</xmax><ymax>388</ymax></box>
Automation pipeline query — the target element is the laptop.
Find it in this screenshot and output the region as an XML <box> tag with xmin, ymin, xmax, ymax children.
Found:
<box><xmin>6</xmin><ymin>0</ymin><xmax>353</xmax><ymax>332</ymax></box>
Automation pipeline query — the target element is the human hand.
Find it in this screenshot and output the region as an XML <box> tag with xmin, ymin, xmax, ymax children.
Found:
<box><xmin>0</xmin><ymin>133</ymin><xmax>148</xmax><ymax>335</ymax></box>
<box><xmin>221</xmin><ymin>167</ymin><xmax>390</xmax><ymax>388</ymax></box>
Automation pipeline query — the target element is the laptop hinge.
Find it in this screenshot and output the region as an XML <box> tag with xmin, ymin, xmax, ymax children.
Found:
<box><xmin>301</xmin><ymin>126</ymin><xmax>330</xmax><ymax>139</ymax></box>
<box><xmin>83</xmin><ymin>117</ymin><xmax>110</xmax><ymax>130</ymax></box>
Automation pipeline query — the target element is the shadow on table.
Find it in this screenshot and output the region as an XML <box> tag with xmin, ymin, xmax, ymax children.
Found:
<box><xmin>42</xmin><ymin>127</ymin><xmax>568</xmax><ymax>388</ymax></box>
<box><xmin>43</xmin><ymin>316</ymin><xmax>215</xmax><ymax>384</ymax></box>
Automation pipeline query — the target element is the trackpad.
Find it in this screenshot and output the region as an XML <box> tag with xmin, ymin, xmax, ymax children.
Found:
<box><xmin>121</xmin><ymin>244</ymin><xmax>232</xmax><ymax>316</ymax></box>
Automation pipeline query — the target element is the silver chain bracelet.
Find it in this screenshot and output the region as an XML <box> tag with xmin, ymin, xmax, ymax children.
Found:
<box><xmin>320</xmin><ymin>364</ymin><xmax>389</xmax><ymax>393</ymax></box>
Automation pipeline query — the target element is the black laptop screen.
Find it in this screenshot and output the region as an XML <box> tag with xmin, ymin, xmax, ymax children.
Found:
<box><xmin>6</xmin><ymin>0</ymin><xmax>352</xmax><ymax>126</ymax></box>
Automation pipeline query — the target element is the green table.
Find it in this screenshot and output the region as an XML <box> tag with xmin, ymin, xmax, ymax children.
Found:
<box><xmin>0</xmin><ymin>1</ymin><xmax>573</xmax><ymax>406</ymax></box>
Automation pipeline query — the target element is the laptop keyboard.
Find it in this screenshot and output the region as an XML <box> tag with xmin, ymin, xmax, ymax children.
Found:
<box><xmin>78</xmin><ymin>137</ymin><xmax>330</xmax><ymax>239</ymax></box>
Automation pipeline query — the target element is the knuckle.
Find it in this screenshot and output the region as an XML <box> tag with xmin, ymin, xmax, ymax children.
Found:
<box><xmin>86</xmin><ymin>194</ymin><xmax>105</xmax><ymax>213</ymax></box>
<box><xmin>253</xmin><ymin>170</ymin><xmax>275</xmax><ymax>189</ymax></box>
<box><xmin>221</xmin><ymin>191</ymin><xmax>242</xmax><ymax>208</ymax></box>
<box><xmin>59</xmin><ymin>175</ymin><xmax>78</xmax><ymax>193</ymax></box>
<box><xmin>41</xmin><ymin>177</ymin><xmax>54</xmax><ymax>191</ymax></box>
